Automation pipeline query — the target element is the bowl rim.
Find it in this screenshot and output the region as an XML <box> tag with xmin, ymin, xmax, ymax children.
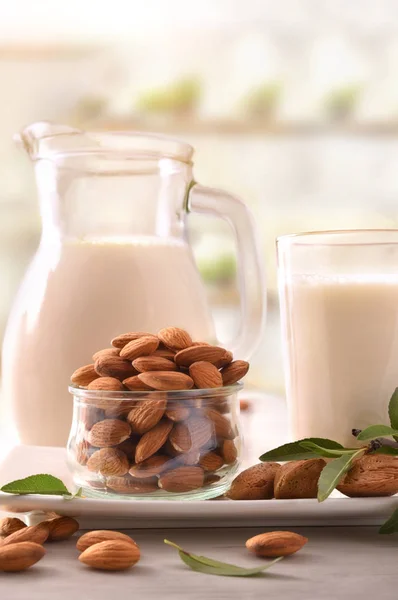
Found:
<box><xmin>68</xmin><ymin>382</ymin><xmax>242</xmax><ymax>401</ymax></box>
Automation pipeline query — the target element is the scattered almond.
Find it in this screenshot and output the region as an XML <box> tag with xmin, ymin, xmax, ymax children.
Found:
<box><xmin>127</xmin><ymin>396</ymin><xmax>167</xmax><ymax>434</ymax></box>
<box><xmin>71</xmin><ymin>364</ymin><xmax>98</xmax><ymax>387</ymax></box>
<box><xmin>274</xmin><ymin>459</ymin><xmax>326</xmax><ymax>499</ymax></box>
<box><xmin>0</xmin><ymin>517</ymin><xmax>26</xmax><ymax>538</ymax></box>
<box><xmin>175</xmin><ymin>345</ymin><xmax>229</xmax><ymax>367</ymax></box>
<box><xmin>0</xmin><ymin>541</ymin><xmax>45</xmax><ymax>571</ymax></box>
<box><xmin>158</xmin><ymin>466</ymin><xmax>205</xmax><ymax>493</ymax></box>
<box><xmin>138</xmin><ymin>371</ymin><xmax>194</xmax><ymax>391</ymax></box>
<box><xmin>76</xmin><ymin>530</ymin><xmax>138</xmax><ymax>552</ymax></box>
<box><xmin>79</xmin><ymin>539</ymin><xmax>140</xmax><ymax>571</ymax></box>
<box><xmin>135</xmin><ymin>420</ymin><xmax>173</xmax><ymax>463</ymax></box>
<box><xmin>227</xmin><ymin>463</ymin><xmax>281</xmax><ymax>500</ymax></box>
<box><xmin>189</xmin><ymin>361</ymin><xmax>223</xmax><ymax>389</ymax></box>
<box><xmin>158</xmin><ymin>327</ymin><xmax>193</xmax><ymax>351</ymax></box>
<box><xmin>88</xmin><ymin>419</ymin><xmax>131</xmax><ymax>448</ymax></box>
<box><xmin>119</xmin><ymin>335</ymin><xmax>159</xmax><ymax>360</ymax></box>
<box><xmin>46</xmin><ymin>516</ymin><xmax>79</xmax><ymax>541</ymax></box>
<box><xmin>246</xmin><ymin>531</ymin><xmax>308</xmax><ymax>557</ymax></box>
<box><xmin>337</xmin><ymin>454</ymin><xmax>398</xmax><ymax>497</ymax></box>
<box><xmin>94</xmin><ymin>356</ymin><xmax>137</xmax><ymax>380</ymax></box>
<box><xmin>132</xmin><ymin>356</ymin><xmax>178</xmax><ymax>373</ymax></box>
<box><xmin>87</xmin><ymin>377</ymin><xmax>125</xmax><ymax>391</ymax></box>
<box><xmin>221</xmin><ymin>360</ymin><xmax>250</xmax><ymax>386</ymax></box>
<box><xmin>1</xmin><ymin>523</ymin><xmax>50</xmax><ymax>547</ymax></box>
<box><xmin>87</xmin><ymin>448</ymin><xmax>130</xmax><ymax>476</ymax></box>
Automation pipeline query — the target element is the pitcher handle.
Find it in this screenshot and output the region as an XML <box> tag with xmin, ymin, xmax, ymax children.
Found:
<box><xmin>187</xmin><ymin>183</ymin><xmax>266</xmax><ymax>360</ymax></box>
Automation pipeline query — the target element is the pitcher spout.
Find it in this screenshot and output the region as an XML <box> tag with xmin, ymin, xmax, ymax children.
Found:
<box><xmin>15</xmin><ymin>121</ymin><xmax>82</xmax><ymax>160</ymax></box>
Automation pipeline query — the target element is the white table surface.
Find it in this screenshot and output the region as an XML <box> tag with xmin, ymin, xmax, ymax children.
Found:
<box><xmin>0</xmin><ymin>393</ymin><xmax>397</xmax><ymax>598</ymax></box>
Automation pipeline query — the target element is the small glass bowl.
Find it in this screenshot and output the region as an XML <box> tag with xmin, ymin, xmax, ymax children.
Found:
<box><xmin>67</xmin><ymin>384</ymin><xmax>242</xmax><ymax>500</ymax></box>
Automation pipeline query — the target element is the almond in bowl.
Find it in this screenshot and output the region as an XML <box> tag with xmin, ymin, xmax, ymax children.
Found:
<box><xmin>67</xmin><ymin>327</ymin><xmax>249</xmax><ymax>500</ymax></box>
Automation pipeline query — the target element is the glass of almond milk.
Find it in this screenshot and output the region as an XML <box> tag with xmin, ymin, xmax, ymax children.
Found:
<box><xmin>277</xmin><ymin>230</ymin><xmax>398</xmax><ymax>446</ymax></box>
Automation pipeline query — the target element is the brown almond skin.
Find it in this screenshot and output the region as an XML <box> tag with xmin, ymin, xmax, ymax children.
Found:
<box><xmin>246</xmin><ymin>531</ymin><xmax>308</xmax><ymax>557</ymax></box>
<box><xmin>46</xmin><ymin>516</ymin><xmax>79</xmax><ymax>541</ymax></box>
<box><xmin>189</xmin><ymin>361</ymin><xmax>223</xmax><ymax>389</ymax></box>
<box><xmin>274</xmin><ymin>459</ymin><xmax>326</xmax><ymax>499</ymax></box>
<box><xmin>0</xmin><ymin>541</ymin><xmax>46</xmax><ymax>571</ymax></box>
<box><xmin>135</xmin><ymin>420</ymin><xmax>173</xmax><ymax>463</ymax></box>
<box><xmin>106</xmin><ymin>476</ymin><xmax>158</xmax><ymax>494</ymax></box>
<box><xmin>94</xmin><ymin>356</ymin><xmax>138</xmax><ymax>380</ymax></box>
<box><xmin>76</xmin><ymin>530</ymin><xmax>138</xmax><ymax>552</ymax></box>
<box><xmin>87</xmin><ymin>377</ymin><xmax>125</xmax><ymax>391</ymax></box>
<box><xmin>123</xmin><ymin>375</ymin><xmax>153</xmax><ymax>391</ymax></box>
<box><xmin>111</xmin><ymin>331</ymin><xmax>156</xmax><ymax>348</ymax></box>
<box><xmin>213</xmin><ymin>350</ymin><xmax>233</xmax><ymax>369</ymax></box>
<box><xmin>132</xmin><ymin>356</ymin><xmax>178</xmax><ymax>373</ymax></box>
<box><xmin>92</xmin><ymin>347</ymin><xmax>120</xmax><ymax>361</ymax></box>
<box><xmin>1</xmin><ymin>523</ymin><xmax>50</xmax><ymax>546</ymax></box>
<box><xmin>221</xmin><ymin>360</ymin><xmax>249</xmax><ymax>385</ymax></box>
<box><xmin>227</xmin><ymin>463</ymin><xmax>281</xmax><ymax>500</ymax></box>
<box><xmin>206</xmin><ymin>409</ymin><xmax>234</xmax><ymax>439</ymax></box>
<box><xmin>71</xmin><ymin>364</ymin><xmax>98</xmax><ymax>387</ymax></box>
<box><xmin>138</xmin><ymin>371</ymin><xmax>194</xmax><ymax>391</ymax></box>
<box><xmin>165</xmin><ymin>406</ymin><xmax>190</xmax><ymax>422</ymax></box>
<box><xmin>158</xmin><ymin>327</ymin><xmax>193</xmax><ymax>351</ymax></box>
<box><xmin>337</xmin><ymin>454</ymin><xmax>398</xmax><ymax>497</ymax></box>
<box><xmin>158</xmin><ymin>466</ymin><xmax>205</xmax><ymax>493</ymax></box>
<box><xmin>175</xmin><ymin>345</ymin><xmax>229</xmax><ymax>367</ymax></box>
<box><xmin>88</xmin><ymin>419</ymin><xmax>131</xmax><ymax>447</ymax></box>
<box><xmin>199</xmin><ymin>452</ymin><xmax>224</xmax><ymax>472</ymax></box>
<box><xmin>169</xmin><ymin>418</ymin><xmax>214</xmax><ymax>453</ymax></box>
<box><xmin>79</xmin><ymin>540</ymin><xmax>140</xmax><ymax>571</ymax></box>
<box><xmin>127</xmin><ymin>397</ymin><xmax>167</xmax><ymax>434</ymax></box>
<box><xmin>119</xmin><ymin>336</ymin><xmax>159</xmax><ymax>360</ymax></box>
<box><xmin>87</xmin><ymin>448</ymin><xmax>130</xmax><ymax>476</ymax></box>
<box><xmin>129</xmin><ymin>455</ymin><xmax>169</xmax><ymax>478</ymax></box>
<box><xmin>0</xmin><ymin>517</ymin><xmax>26</xmax><ymax>537</ymax></box>
<box><xmin>221</xmin><ymin>439</ymin><xmax>238</xmax><ymax>464</ymax></box>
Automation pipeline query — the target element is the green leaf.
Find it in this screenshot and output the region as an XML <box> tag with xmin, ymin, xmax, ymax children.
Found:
<box><xmin>164</xmin><ymin>539</ymin><xmax>283</xmax><ymax>577</ymax></box>
<box><xmin>299</xmin><ymin>441</ymin><xmax>359</xmax><ymax>458</ymax></box>
<box><xmin>317</xmin><ymin>449</ymin><xmax>365</xmax><ymax>502</ymax></box>
<box><xmin>388</xmin><ymin>389</ymin><xmax>398</xmax><ymax>442</ymax></box>
<box><xmin>259</xmin><ymin>438</ymin><xmax>344</xmax><ymax>462</ymax></box>
<box><xmin>356</xmin><ymin>425</ymin><xmax>398</xmax><ymax>441</ymax></box>
<box><xmin>373</xmin><ymin>445</ymin><xmax>398</xmax><ymax>456</ymax></box>
<box><xmin>0</xmin><ymin>474</ymin><xmax>72</xmax><ymax>496</ymax></box>
<box><xmin>379</xmin><ymin>508</ymin><xmax>398</xmax><ymax>534</ymax></box>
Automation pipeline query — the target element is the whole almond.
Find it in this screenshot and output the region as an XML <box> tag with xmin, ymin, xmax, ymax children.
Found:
<box><xmin>127</xmin><ymin>396</ymin><xmax>167</xmax><ymax>434</ymax></box>
<box><xmin>175</xmin><ymin>345</ymin><xmax>229</xmax><ymax>367</ymax></box>
<box><xmin>158</xmin><ymin>327</ymin><xmax>193</xmax><ymax>351</ymax></box>
<box><xmin>123</xmin><ymin>375</ymin><xmax>153</xmax><ymax>391</ymax></box>
<box><xmin>87</xmin><ymin>377</ymin><xmax>125</xmax><ymax>391</ymax></box>
<box><xmin>94</xmin><ymin>356</ymin><xmax>137</xmax><ymax>380</ymax></box>
<box><xmin>199</xmin><ymin>452</ymin><xmax>224</xmax><ymax>472</ymax></box>
<box><xmin>107</xmin><ymin>476</ymin><xmax>158</xmax><ymax>494</ymax></box>
<box><xmin>116</xmin><ymin>438</ymin><xmax>138</xmax><ymax>459</ymax></box>
<box><xmin>135</xmin><ymin>420</ymin><xmax>173</xmax><ymax>463</ymax></box>
<box><xmin>76</xmin><ymin>530</ymin><xmax>138</xmax><ymax>552</ymax></box>
<box><xmin>158</xmin><ymin>466</ymin><xmax>204</xmax><ymax>493</ymax></box>
<box><xmin>92</xmin><ymin>347</ymin><xmax>120</xmax><ymax>361</ymax></box>
<box><xmin>227</xmin><ymin>463</ymin><xmax>281</xmax><ymax>500</ymax></box>
<box><xmin>76</xmin><ymin>440</ymin><xmax>91</xmax><ymax>466</ymax></box>
<box><xmin>213</xmin><ymin>350</ymin><xmax>233</xmax><ymax>369</ymax></box>
<box><xmin>71</xmin><ymin>364</ymin><xmax>98</xmax><ymax>387</ymax></box>
<box><xmin>88</xmin><ymin>419</ymin><xmax>131</xmax><ymax>448</ymax></box>
<box><xmin>165</xmin><ymin>406</ymin><xmax>190</xmax><ymax>422</ymax></box>
<box><xmin>221</xmin><ymin>439</ymin><xmax>238</xmax><ymax>464</ymax></box>
<box><xmin>221</xmin><ymin>360</ymin><xmax>249</xmax><ymax>385</ymax></box>
<box><xmin>111</xmin><ymin>331</ymin><xmax>156</xmax><ymax>348</ymax></box>
<box><xmin>103</xmin><ymin>399</ymin><xmax>137</xmax><ymax>419</ymax></box>
<box><xmin>0</xmin><ymin>517</ymin><xmax>26</xmax><ymax>538</ymax></box>
<box><xmin>79</xmin><ymin>539</ymin><xmax>140</xmax><ymax>571</ymax></box>
<box><xmin>153</xmin><ymin>348</ymin><xmax>176</xmax><ymax>360</ymax></box>
<box><xmin>1</xmin><ymin>523</ymin><xmax>50</xmax><ymax>547</ymax></box>
<box><xmin>206</xmin><ymin>408</ymin><xmax>234</xmax><ymax>439</ymax></box>
<box><xmin>81</xmin><ymin>405</ymin><xmax>104</xmax><ymax>429</ymax></box>
<box><xmin>274</xmin><ymin>459</ymin><xmax>326</xmax><ymax>499</ymax></box>
<box><xmin>246</xmin><ymin>531</ymin><xmax>308</xmax><ymax>557</ymax></box>
<box><xmin>0</xmin><ymin>541</ymin><xmax>45</xmax><ymax>571</ymax></box>
<box><xmin>119</xmin><ymin>336</ymin><xmax>159</xmax><ymax>360</ymax></box>
<box><xmin>132</xmin><ymin>356</ymin><xmax>178</xmax><ymax>373</ymax></box>
<box><xmin>129</xmin><ymin>455</ymin><xmax>169</xmax><ymax>478</ymax></box>
<box><xmin>138</xmin><ymin>371</ymin><xmax>194</xmax><ymax>391</ymax></box>
<box><xmin>337</xmin><ymin>454</ymin><xmax>398</xmax><ymax>497</ymax></box>
<box><xmin>87</xmin><ymin>448</ymin><xmax>130</xmax><ymax>476</ymax></box>
<box><xmin>46</xmin><ymin>516</ymin><xmax>79</xmax><ymax>541</ymax></box>
<box><xmin>169</xmin><ymin>418</ymin><xmax>214</xmax><ymax>453</ymax></box>
<box><xmin>189</xmin><ymin>361</ymin><xmax>223</xmax><ymax>389</ymax></box>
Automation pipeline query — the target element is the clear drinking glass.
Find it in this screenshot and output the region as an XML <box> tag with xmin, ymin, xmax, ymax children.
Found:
<box><xmin>67</xmin><ymin>385</ymin><xmax>241</xmax><ymax>500</ymax></box>
<box><xmin>277</xmin><ymin>230</ymin><xmax>398</xmax><ymax>447</ymax></box>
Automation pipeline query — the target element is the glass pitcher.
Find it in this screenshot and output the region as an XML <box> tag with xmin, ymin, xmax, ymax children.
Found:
<box><xmin>2</xmin><ymin>122</ymin><xmax>265</xmax><ymax>447</ymax></box>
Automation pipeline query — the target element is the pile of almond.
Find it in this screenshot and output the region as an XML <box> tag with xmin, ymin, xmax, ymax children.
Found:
<box><xmin>70</xmin><ymin>327</ymin><xmax>249</xmax><ymax>495</ymax></box>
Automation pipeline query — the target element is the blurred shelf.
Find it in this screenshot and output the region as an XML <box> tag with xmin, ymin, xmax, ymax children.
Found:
<box><xmin>78</xmin><ymin>117</ymin><xmax>398</xmax><ymax>137</ymax></box>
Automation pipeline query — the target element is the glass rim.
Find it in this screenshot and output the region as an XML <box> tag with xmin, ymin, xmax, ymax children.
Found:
<box><xmin>68</xmin><ymin>382</ymin><xmax>242</xmax><ymax>401</ymax></box>
<box><xmin>277</xmin><ymin>229</ymin><xmax>398</xmax><ymax>247</ymax></box>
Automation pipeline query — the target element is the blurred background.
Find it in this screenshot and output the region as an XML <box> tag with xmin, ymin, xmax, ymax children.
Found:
<box><xmin>2</xmin><ymin>0</ymin><xmax>398</xmax><ymax>396</ymax></box>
